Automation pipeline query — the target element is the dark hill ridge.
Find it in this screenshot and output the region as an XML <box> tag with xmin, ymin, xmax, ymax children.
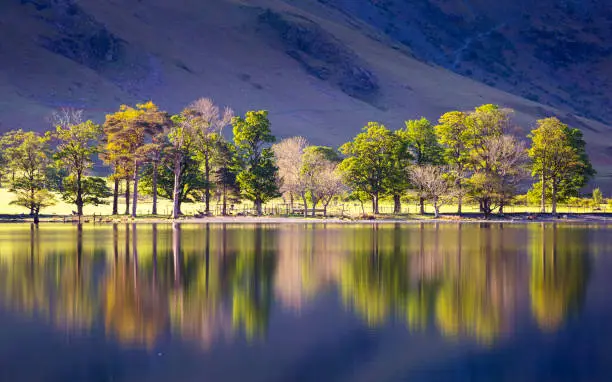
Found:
<box><xmin>1</xmin><ymin>0</ymin><xmax>611</xmax><ymax>185</ymax></box>
<box><xmin>318</xmin><ymin>0</ymin><xmax>612</xmax><ymax>124</ymax></box>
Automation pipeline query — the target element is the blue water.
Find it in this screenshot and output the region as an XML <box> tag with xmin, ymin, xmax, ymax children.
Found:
<box><xmin>0</xmin><ymin>223</ymin><xmax>610</xmax><ymax>382</ymax></box>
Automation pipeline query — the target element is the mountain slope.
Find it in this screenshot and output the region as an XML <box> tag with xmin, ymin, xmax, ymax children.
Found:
<box><xmin>1</xmin><ymin>0</ymin><xmax>611</xmax><ymax>185</ymax></box>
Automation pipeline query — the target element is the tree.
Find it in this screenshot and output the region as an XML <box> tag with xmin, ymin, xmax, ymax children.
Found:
<box><xmin>272</xmin><ymin>136</ymin><xmax>308</xmax><ymax>213</ymax></box>
<box><xmin>102</xmin><ymin>105</ymin><xmax>144</xmax><ymax>216</ymax></box>
<box><xmin>467</xmin><ymin>135</ymin><xmax>528</xmax><ymax>217</ymax></box>
<box><xmin>189</xmin><ymin>98</ymin><xmax>234</xmax><ymax>215</ymax></box>
<box><xmin>10</xmin><ymin>189</ymin><xmax>56</xmax><ymax>224</ymax></box>
<box><xmin>528</xmin><ymin>117</ymin><xmax>594</xmax><ymax>214</ymax></box>
<box><xmin>385</xmin><ymin>130</ymin><xmax>413</xmax><ymax>214</ymax></box>
<box><xmin>61</xmin><ymin>176</ymin><xmax>112</xmax><ymax>208</ymax></box>
<box><xmin>410</xmin><ymin>165</ymin><xmax>453</xmax><ymax>218</ymax></box>
<box><xmin>214</xmin><ymin>139</ymin><xmax>241</xmax><ymax>216</ymax></box>
<box><xmin>3</xmin><ymin>130</ymin><xmax>54</xmax><ymax>223</ymax></box>
<box><xmin>592</xmin><ymin>188</ymin><xmax>604</xmax><ymax>208</ymax></box>
<box><xmin>52</xmin><ymin>115</ymin><xmax>102</xmax><ymax>216</ymax></box>
<box><xmin>168</xmin><ymin>111</ymin><xmax>198</xmax><ymax>218</ymax></box>
<box><xmin>435</xmin><ymin>111</ymin><xmax>471</xmax><ymax>214</ymax></box>
<box><xmin>140</xmin><ymin>152</ymin><xmax>207</xmax><ymax>215</ymax></box>
<box><xmin>339</xmin><ymin>122</ymin><xmax>398</xmax><ymax>214</ymax></box>
<box><xmin>103</xmin><ymin>102</ymin><xmax>166</xmax><ymax>217</ymax></box>
<box><xmin>302</xmin><ymin>146</ymin><xmax>345</xmax><ymax>217</ymax></box>
<box><xmin>135</xmin><ymin>103</ymin><xmax>172</xmax><ymax>216</ymax></box>
<box><xmin>399</xmin><ymin>118</ymin><xmax>443</xmax><ymax>214</ymax></box>
<box><xmin>232</xmin><ymin>111</ymin><xmax>279</xmax><ymax>215</ymax></box>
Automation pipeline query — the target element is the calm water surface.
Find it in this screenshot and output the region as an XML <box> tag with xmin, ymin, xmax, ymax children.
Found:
<box><xmin>0</xmin><ymin>223</ymin><xmax>611</xmax><ymax>382</ymax></box>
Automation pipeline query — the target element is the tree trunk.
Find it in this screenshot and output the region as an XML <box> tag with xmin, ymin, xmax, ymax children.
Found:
<box><xmin>419</xmin><ymin>196</ymin><xmax>425</xmax><ymax>215</ymax></box>
<box><xmin>289</xmin><ymin>193</ymin><xmax>294</xmax><ymax>214</ymax></box>
<box><xmin>311</xmin><ymin>198</ymin><xmax>318</xmax><ymax>217</ymax></box>
<box><xmin>457</xmin><ymin>193</ymin><xmax>463</xmax><ymax>215</ymax></box>
<box><xmin>222</xmin><ymin>184</ymin><xmax>228</xmax><ymax>216</ymax></box>
<box><xmin>540</xmin><ymin>173</ymin><xmax>546</xmax><ymax>214</ymax></box>
<box><xmin>393</xmin><ymin>194</ymin><xmax>401</xmax><ymax>214</ymax></box>
<box><xmin>152</xmin><ymin>161</ymin><xmax>158</xmax><ymax>215</ymax></box>
<box><xmin>499</xmin><ymin>200</ymin><xmax>505</xmax><ymax>215</ymax></box>
<box><xmin>372</xmin><ymin>194</ymin><xmax>379</xmax><ymax>214</ymax></box>
<box><xmin>131</xmin><ymin>164</ymin><xmax>139</xmax><ymax>218</ymax></box>
<box><xmin>124</xmin><ymin>179</ymin><xmax>130</xmax><ymax>215</ymax></box>
<box><xmin>172</xmin><ymin>156</ymin><xmax>182</xmax><ymax>219</ymax></box>
<box><xmin>204</xmin><ymin>156</ymin><xmax>211</xmax><ymax>215</ymax></box>
<box><xmin>551</xmin><ymin>179</ymin><xmax>558</xmax><ymax>215</ymax></box>
<box><xmin>76</xmin><ymin>171</ymin><xmax>84</xmax><ymax>216</ymax></box>
<box><xmin>112</xmin><ymin>178</ymin><xmax>119</xmax><ymax>215</ymax></box>
<box><xmin>301</xmin><ymin>194</ymin><xmax>308</xmax><ymax>218</ymax></box>
<box><xmin>433</xmin><ymin>198</ymin><xmax>440</xmax><ymax>218</ymax></box>
<box><xmin>33</xmin><ymin>208</ymin><xmax>40</xmax><ymax>225</ymax></box>
<box><xmin>255</xmin><ymin>198</ymin><xmax>263</xmax><ymax>216</ymax></box>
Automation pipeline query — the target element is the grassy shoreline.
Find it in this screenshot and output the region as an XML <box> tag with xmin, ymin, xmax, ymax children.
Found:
<box><xmin>2</xmin><ymin>212</ymin><xmax>611</xmax><ymax>225</ymax></box>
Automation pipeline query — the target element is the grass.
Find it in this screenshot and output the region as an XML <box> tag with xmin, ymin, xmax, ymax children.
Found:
<box><xmin>0</xmin><ymin>188</ymin><xmax>609</xmax><ymax>222</ymax></box>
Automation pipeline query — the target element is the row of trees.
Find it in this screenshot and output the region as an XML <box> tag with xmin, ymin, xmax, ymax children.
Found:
<box><xmin>0</xmin><ymin>101</ymin><xmax>595</xmax><ymax>221</ymax></box>
<box><xmin>274</xmin><ymin>104</ymin><xmax>594</xmax><ymax>218</ymax></box>
<box><xmin>0</xmin><ymin>99</ymin><xmax>280</xmax><ymax>222</ymax></box>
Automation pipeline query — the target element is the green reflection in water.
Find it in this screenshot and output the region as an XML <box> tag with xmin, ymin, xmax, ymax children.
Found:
<box><xmin>0</xmin><ymin>223</ymin><xmax>598</xmax><ymax>349</ymax></box>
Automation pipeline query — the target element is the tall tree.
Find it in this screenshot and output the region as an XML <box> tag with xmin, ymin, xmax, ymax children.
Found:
<box><xmin>135</xmin><ymin>102</ymin><xmax>172</xmax><ymax>216</ymax></box>
<box><xmin>272</xmin><ymin>136</ymin><xmax>309</xmax><ymax>213</ymax></box>
<box><xmin>435</xmin><ymin>111</ymin><xmax>471</xmax><ymax>214</ymax></box>
<box><xmin>3</xmin><ymin>130</ymin><xmax>55</xmax><ymax>223</ymax></box>
<box><xmin>52</xmin><ymin>112</ymin><xmax>102</xmax><ymax>216</ymax></box>
<box><xmin>214</xmin><ymin>139</ymin><xmax>241</xmax><ymax>216</ymax></box>
<box><xmin>464</xmin><ymin>104</ymin><xmax>516</xmax><ymax>218</ymax></box>
<box><xmin>302</xmin><ymin>146</ymin><xmax>345</xmax><ymax>217</ymax></box>
<box><xmin>232</xmin><ymin>110</ymin><xmax>279</xmax><ymax>216</ymax></box>
<box><xmin>103</xmin><ymin>105</ymin><xmax>143</xmax><ymax>215</ymax></box>
<box><xmin>189</xmin><ymin>98</ymin><xmax>234</xmax><ymax>215</ymax></box>
<box><xmin>528</xmin><ymin>117</ymin><xmax>594</xmax><ymax>214</ymax></box>
<box><xmin>410</xmin><ymin>165</ymin><xmax>453</xmax><ymax>218</ymax></box>
<box><xmin>399</xmin><ymin>117</ymin><xmax>443</xmax><ymax>214</ymax></box>
<box><xmin>339</xmin><ymin>122</ymin><xmax>398</xmax><ymax>214</ymax></box>
<box><xmin>168</xmin><ymin>111</ymin><xmax>197</xmax><ymax>218</ymax></box>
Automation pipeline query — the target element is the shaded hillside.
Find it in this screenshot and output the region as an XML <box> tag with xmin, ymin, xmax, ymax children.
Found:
<box><xmin>319</xmin><ymin>0</ymin><xmax>612</xmax><ymax>124</ymax></box>
<box><xmin>0</xmin><ymin>0</ymin><xmax>611</xmax><ymax>185</ymax></box>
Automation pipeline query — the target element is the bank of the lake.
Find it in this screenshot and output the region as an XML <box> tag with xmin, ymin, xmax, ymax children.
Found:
<box><xmin>1</xmin><ymin>213</ymin><xmax>612</xmax><ymax>225</ymax></box>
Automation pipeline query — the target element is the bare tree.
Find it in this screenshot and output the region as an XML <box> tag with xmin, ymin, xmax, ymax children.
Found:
<box><xmin>51</xmin><ymin>107</ymin><xmax>84</xmax><ymax>129</ymax></box>
<box><xmin>311</xmin><ymin>161</ymin><xmax>346</xmax><ymax>217</ymax></box>
<box><xmin>272</xmin><ymin>137</ymin><xmax>309</xmax><ymax>214</ymax></box>
<box><xmin>410</xmin><ymin>165</ymin><xmax>454</xmax><ymax>218</ymax></box>
<box><xmin>486</xmin><ymin>135</ymin><xmax>529</xmax><ymax>214</ymax></box>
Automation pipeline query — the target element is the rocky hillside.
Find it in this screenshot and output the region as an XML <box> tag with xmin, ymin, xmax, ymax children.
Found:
<box><xmin>1</xmin><ymin>0</ymin><xmax>611</xmax><ymax>184</ymax></box>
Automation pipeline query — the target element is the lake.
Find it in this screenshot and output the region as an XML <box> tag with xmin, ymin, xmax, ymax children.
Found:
<box><xmin>0</xmin><ymin>222</ymin><xmax>611</xmax><ymax>382</ymax></box>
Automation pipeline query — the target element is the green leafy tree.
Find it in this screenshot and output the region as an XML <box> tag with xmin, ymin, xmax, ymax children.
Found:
<box><xmin>61</xmin><ymin>176</ymin><xmax>112</xmax><ymax>208</ymax></box>
<box><xmin>3</xmin><ymin>130</ymin><xmax>54</xmax><ymax>223</ymax></box>
<box><xmin>435</xmin><ymin>111</ymin><xmax>471</xmax><ymax>214</ymax></box>
<box><xmin>135</xmin><ymin>102</ymin><xmax>172</xmax><ymax>215</ymax></box>
<box><xmin>214</xmin><ymin>139</ymin><xmax>241</xmax><ymax>216</ymax></box>
<box><xmin>592</xmin><ymin>188</ymin><xmax>604</xmax><ymax>209</ymax></box>
<box><xmin>399</xmin><ymin>118</ymin><xmax>443</xmax><ymax>214</ymax></box>
<box><xmin>528</xmin><ymin>117</ymin><xmax>594</xmax><ymax>214</ymax></box>
<box><xmin>188</xmin><ymin>98</ymin><xmax>234</xmax><ymax>215</ymax></box>
<box><xmin>140</xmin><ymin>153</ymin><xmax>207</xmax><ymax>214</ymax></box>
<box><xmin>52</xmin><ymin>118</ymin><xmax>102</xmax><ymax>216</ymax></box>
<box><xmin>232</xmin><ymin>110</ymin><xmax>279</xmax><ymax>215</ymax></box>
<box><xmin>339</xmin><ymin>122</ymin><xmax>399</xmax><ymax>214</ymax></box>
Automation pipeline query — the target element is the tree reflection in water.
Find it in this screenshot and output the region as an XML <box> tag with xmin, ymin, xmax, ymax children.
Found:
<box><xmin>0</xmin><ymin>223</ymin><xmax>595</xmax><ymax>349</ymax></box>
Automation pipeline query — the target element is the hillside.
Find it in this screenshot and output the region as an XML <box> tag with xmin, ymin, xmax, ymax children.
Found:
<box><xmin>1</xmin><ymin>0</ymin><xmax>611</xmax><ymax>185</ymax></box>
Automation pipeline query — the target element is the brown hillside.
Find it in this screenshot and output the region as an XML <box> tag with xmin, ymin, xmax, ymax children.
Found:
<box><xmin>1</xmin><ymin>0</ymin><xmax>611</xmax><ymax>185</ymax></box>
